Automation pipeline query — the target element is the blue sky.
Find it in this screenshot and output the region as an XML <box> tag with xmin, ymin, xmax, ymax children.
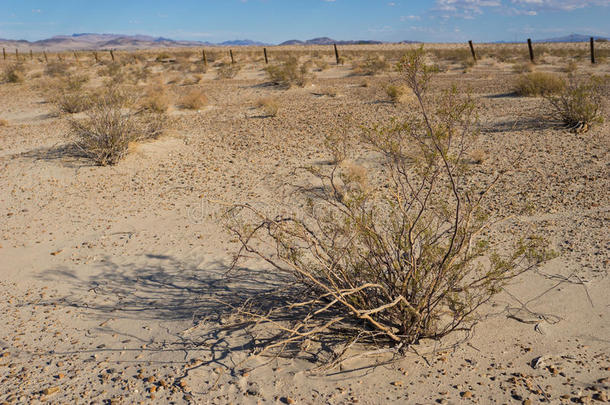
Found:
<box><xmin>1</xmin><ymin>0</ymin><xmax>608</xmax><ymax>43</ymax></box>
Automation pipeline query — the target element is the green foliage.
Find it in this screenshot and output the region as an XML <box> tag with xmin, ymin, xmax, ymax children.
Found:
<box><xmin>264</xmin><ymin>57</ymin><xmax>311</xmax><ymax>87</ymax></box>
<box><xmin>227</xmin><ymin>47</ymin><xmax>552</xmax><ymax>348</ymax></box>
<box><xmin>544</xmin><ymin>75</ymin><xmax>606</xmax><ymax>131</ymax></box>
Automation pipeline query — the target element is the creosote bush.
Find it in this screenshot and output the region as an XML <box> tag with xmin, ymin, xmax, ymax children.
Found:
<box><xmin>69</xmin><ymin>86</ymin><xmax>166</xmax><ymax>166</ymax></box>
<box><xmin>226</xmin><ymin>47</ymin><xmax>552</xmax><ymax>353</ymax></box>
<box><xmin>264</xmin><ymin>57</ymin><xmax>311</xmax><ymax>88</ymax></box>
<box><xmin>515</xmin><ymin>72</ymin><xmax>565</xmax><ymax>97</ymax></box>
<box><xmin>353</xmin><ymin>56</ymin><xmax>390</xmax><ymax>76</ymax></box>
<box><xmin>544</xmin><ymin>75</ymin><xmax>606</xmax><ymax>132</ymax></box>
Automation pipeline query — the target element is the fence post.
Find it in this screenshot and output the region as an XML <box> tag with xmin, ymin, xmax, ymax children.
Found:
<box><xmin>93</xmin><ymin>52</ymin><xmax>98</xmax><ymax>63</ymax></box>
<box><xmin>527</xmin><ymin>38</ymin><xmax>534</xmax><ymax>63</ymax></box>
<box><xmin>202</xmin><ymin>49</ymin><xmax>208</xmax><ymax>66</ymax></box>
<box><xmin>43</xmin><ymin>51</ymin><xmax>48</xmax><ymax>63</ymax></box>
<box><xmin>590</xmin><ymin>37</ymin><xmax>596</xmax><ymax>64</ymax></box>
<box><xmin>15</xmin><ymin>49</ymin><xmax>19</xmax><ymax>61</ymax></box>
<box><xmin>74</xmin><ymin>51</ymin><xmax>79</xmax><ymax>62</ymax></box>
<box><xmin>468</xmin><ymin>40</ymin><xmax>477</xmax><ymax>62</ymax></box>
<box><xmin>30</xmin><ymin>49</ymin><xmax>33</xmax><ymax>60</ymax></box>
<box><xmin>263</xmin><ymin>47</ymin><xmax>268</xmax><ymax>64</ymax></box>
<box><xmin>2</xmin><ymin>48</ymin><xmax>5</xmax><ymax>60</ymax></box>
<box><xmin>334</xmin><ymin>43</ymin><xmax>340</xmax><ymax>65</ymax></box>
<box><xmin>230</xmin><ymin>49</ymin><xmax>234</xmax><ymax>64</ymax></box>
<box><xmin>110</xmin><ymin>49</ymin><xmax>115</xmax><ymax>62</ymax></box>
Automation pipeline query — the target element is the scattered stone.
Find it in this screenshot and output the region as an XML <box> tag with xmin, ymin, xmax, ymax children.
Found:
<box><xmin>461</xmin><ymin>391</ymin><xmax>473</xmax><ymax>399</ymax></box>
<box><xmin>43</xmin><ymin>386</ymin><xmax>60</xmax><ymax>395</ymax></box>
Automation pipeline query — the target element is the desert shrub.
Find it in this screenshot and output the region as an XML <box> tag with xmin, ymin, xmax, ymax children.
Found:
<box><xmin>544</xmin><ymin>75</ymin><xmax>606</xmax><ymax>132</ymax></box>
<box><xmin>563</xmin><ymin>61</ymin><xmax>578</xmax><ymax>74</ymax></box>
<box><xmin>179</xmin><ymin>89</ymin><xmax>208</xmax><ymax>110</ymax></box>
<box><xmin>512</xmin><ymin>62</ymin><xmax>535</xmax><ymax>74</ymax></box>
<box><xmin>0</xmin><ymin>119</ymin><xmax>9</xmax><ymax>126</ymax></box>
<box><xmin>2</xmin><ymin>64</ymin><xmax>25</xmax><ymax>83</ymax></box>
<box><xmin>98</xmin><ymin>62</ymin><xmax>123</xmax><ymax>79</ymax></box>
<box><xmin>255</xmin><ymin>97</ymin><xmax>279</xmax><ymax>117</ymax></box>
<box><xmin>69</xmin><ymin>86</ymin><xmax>165</xmax><ymax>165</ymax></box>
<box><xmin>182</xmin><ymin>74</ymin><xmax>203</xmax><ymax>86</ymax></box>
<box><xmin>139</xmin><ymin>83</ymin><xmax>171</xmax><ymax>113</ymax></box>
<box><xmin>386</xmin><ymin>84</ymin><xmax>405</xmax><ymax>103</ymax></box>
<box><xmin>264</xmin><ymin>57</ymin><xmax>311</xmax><ymax>87</ymax></box>
<box><xmin>217</xmin><ymin>63</ymin><xmax>241</xmax><ymax>79</ymax></box>
<box><xmin>226</xmin><ymin>47</ymin><xmax>552</xmax><ymax>352</ymax></box>
<box><xmin>44</xmin><ymin>61</ymin><xmax>70</xmax><ymax>77</ymax></box>
<box><xmin>155</xmin><ymin>52</ymin><xmax>172</xmax><ymax>62</ymax></box>
<box><xmin>353</xmin><ymin>56</ymin><xmax>390</xmax><ymax>76</ymax></box>
<box><xmin>48</xmin><ymin>74</ymin><xmax>92</xmax><ymax>114</ymax></box>
<box><xmin>515</xmin><ymin>72</ymin><xmax>565</xmax><ymax>97</ymax></box>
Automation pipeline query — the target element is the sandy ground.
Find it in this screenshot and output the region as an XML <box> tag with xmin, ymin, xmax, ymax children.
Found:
<box><xmin>0</xmin><ymin>49</ymin><xmax>609</xmax><ymax>404</ymax></box>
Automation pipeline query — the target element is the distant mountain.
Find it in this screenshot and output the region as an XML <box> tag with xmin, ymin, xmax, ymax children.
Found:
<box><xmin>0</xmin><ymin>33</ymin><xmax>212</xmax><ymax>51</ymax></box>
<box><xmin>279</xmin><ymin>37</ymin><xmax>385</xmax><ymax>46</ymax></box>
<box><xmin>535</xmin><ymin>34</ymin><xmax>609</xmax><ymax>43</ymax></box>
<box><xmin>219</xmin><ymin>39</ymin><xmax>270</xmax><ymax>46</ymax></box>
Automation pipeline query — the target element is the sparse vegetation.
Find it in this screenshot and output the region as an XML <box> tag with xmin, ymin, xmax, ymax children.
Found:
<box><xmin>353</xmin><ymin>56</ymin><xmax>390</xmax><ymax>76</ymax></box>
<box><xmin>2</xmin><ymin>64</ymin><xmax>26</xmax><ymax>83</ymax></box>
<box><xmin>68</xmin><ymin>86</ymin><xmax>165</xmax><ymax>165</ymax></box>
<box><xmin>386</xmin><ymin>84</ymin><xmax>405</xmax><ymax>103</ymax></box>
<box><xmin>0</xmin><ymin>119</ymin><xmax>9</xmax><ymax>127</ymax></box>
<box><xmin>48</xmin><ymin>74</ymin><xmax>92</xmax><ymax>114</ymax></box>
<box><xmin>179</xmin><ymin>89</ymin><xmax>208</xmax><ymax>110</ymax></box>
<box><xmin>255</xmin><ymin>97</ymin><xmax>279</xmax><ymax>117</ymax></box>
<box><xmin>140</xmin><ymin>83</ymin><xmax>171</xmax><ymax>113</ymax></box>
<box><xmin>264</xmin><ymin>57</ymin><xmax>311</xmax><ymax>87</ymax></box>
<box><xmin>226</xmin><ymin>47</ymin><xmax>552</xmax><ymax>352</ymax></box>
<box><xmin>544</xmin><ymin>75</ymin><xmax>606</xmax><ymax>132</ymax></box>
<box><xmin>512</xmin><ymin>62</ymin><xmax>535</xmax><ymax>74</ymax></box>
<box><xmin>217</xmin><ymin>63</ymin><xmax>241</xmax><ymax>79</ymax></box>
<box><xmin>515</xmin><ymin>72</ymin><xmax>565</xmax><ymax>97</ymax></box>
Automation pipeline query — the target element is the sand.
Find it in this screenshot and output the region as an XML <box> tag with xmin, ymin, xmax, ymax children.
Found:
<box><xmin>0</xmin><ymin>47</ymin><xmax>609</xmax><ymax>404</ymax></box>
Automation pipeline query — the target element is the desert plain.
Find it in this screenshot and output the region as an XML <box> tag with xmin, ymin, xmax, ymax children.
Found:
<box><xmin>0</xmin><ymin>43</ymin><xmax>609</xmax><ymax>404</ymax></box>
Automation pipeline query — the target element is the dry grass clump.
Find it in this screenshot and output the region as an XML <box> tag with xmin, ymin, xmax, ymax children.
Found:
<box><xmin>563</xmin><ymin>61</ymin><xmax>578</xmax><ymax>74</ymax></box>
<box><xmin>512</xmin><ymin>62</ymin><xmax>535</xmax><ymax>74</ymax></box>
<box><xmin>48</xmin><ymin>74</ymin><xmax>92</xmax><ymax>114</ymax></box>
<box><xmin>515</xmin><ymin>72</ymin><xmax>565</xmax><ymax>97</ymax></box>
<box><xmin>544</xmin><ymin>75</ymin><xmax>606</xmax><ymax>132</ymax></box>
<box><xmin>182</xmin><ymin>74</ymin><xmax>203</xmax><ymax>86</ymax></box>
<box><xmin>470</xmin><ymin>149</ymin><xmax>488</xmax><ymax>164</ymax></box>
<box><xmin>140</xmin><ymin>83</ymin><xmax>171</xmax><ymax>113</ymax></box>
<box><xmin>226</xmin><ymin>47</ymin><xmax>552</xmax><ymax>354</ymax></box>
<box><xmin>0</xmin><ymin>119</ymin><xmax>9</xmax><ymax>127</ymax></box>
<box><xmin>255</xmin><ymin>97</ymin><xmax>279</xmax><ymax>117</ymax></box>
<box><xmin>44</xmin><ymin>61</ymin><xmax>70</xmax><ymax>77</ymax></box>
<box><xmin>386</xmin><ymin>84</ymin><xmax>405</xmax><ymax>103</ymax></box>
<box><xmin>217</xmin><ymin>63</ymin><xmax>241</xmax><ymax>79</ymax></box>
<box><xmin>179</xmin><ymin>89</ymin><xmax>208</xmax><ymax>110</ymax></box>
<box><xmin>69</xmin><ymin>86</ymin><xmax>165</xmax><ymax>165</ymax></box>
<box><xmin>353</xmin><ymin>56</ymin><xmax>390</xmax><ymax>76</ymax></box>
<box><xmin>264</xmin><ymin>57</ymin><xmax>311</xmax><ymax>87</ymax></box>
<box><xmin>2</xmin><ymin>64</ymin><xmax>26</xmax><ymax>83</ymax></box>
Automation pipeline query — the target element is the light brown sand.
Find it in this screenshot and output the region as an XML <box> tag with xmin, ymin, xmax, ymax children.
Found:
<box><xmin>0</xmin><ymin>48</ymin><xmax>609</xmax><ymax>404</ymax></box>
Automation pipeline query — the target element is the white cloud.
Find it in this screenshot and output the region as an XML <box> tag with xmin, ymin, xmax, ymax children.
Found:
<box><xmin>433</xmin><ymin>0</ymin><xmax>608</xmax><ymax>18</ymax></box>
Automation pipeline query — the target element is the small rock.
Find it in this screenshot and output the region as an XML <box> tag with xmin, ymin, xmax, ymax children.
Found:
<box><xmin>461</xmin><ymin>391</ymin><xmax>473</xmax><ymax>399</ymax></box>
<box><xmin>43</xmin><ymin>386</ymin><xmax>60</xmax><ymax>395</ymax></box>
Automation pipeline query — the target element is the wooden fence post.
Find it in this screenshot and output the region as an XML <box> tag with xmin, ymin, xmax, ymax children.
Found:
<box><xmin>43</xmin><ymin>51</ymin><xmax>48</xmax><ymax>63</ymax></box>
<box><xmin>15</xmin><ymin>49</ymin><xmax>19</xmax><ymax>61</ymax></box>
<box><xmin>30</xmin><ymin>50</ymin><xmax>33</xmax><ymax>60</ymax></box>
<box><xmin>590</xmin><ymin>37</ymin><xmax>596</xmax><ymax>64</ymax></box>
<box><xmin>263</xmin><ymin>47</ymin><xmax>268</xmax><ymax>64</ymax></box>
<box><xmin>202</xmin><ymin>49</ymin><xmax>208</xmax><ymax>66</ymax></box>
<box><xmin>110</xmin><ymin>49</ymin><xmax>115</xmax><ymax>62</ymax></box>
<box><xmin>74</xmin><ymin>51</ymin><xmax>79</xmax><ymax>62</ymax></box>
<box><xmin>93</xmin><ymin>52</ymin><xmax>98</xmax><ymax>63</ymax></box>
<box><xmin>468</xmin><ymin>40</ymin><xmax>477</xmax><ymax>62</ymax></box>
<box><xmin>527</xmin><ymin>38</ymin><xmax>534</xmax><ymax>63</ymax></box>
<box><xmin>2</xmin><ymin>48</ymin><xmax>5</xmax><ymax>60</ymax></box>
<box><xmin>230</xmin><ymin>49</ymin><xmax>234</xmax><ymax>64</ymax></box>
<box><xmin>334</xmin><ymin>43</ymin><xmax>340</xmax><ymax>65</ymax></box>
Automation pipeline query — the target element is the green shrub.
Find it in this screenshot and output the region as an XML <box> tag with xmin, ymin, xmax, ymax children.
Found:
<box><xmin>226</xmin><ymin>47</ymin><xmax>552</xmax><ymax>351</ymax></box>
<box><xmin>544</xmin><ymin>75</ymin><xmax>606</xmax><ymax>132</ymax></box>
<box><xmin>264</xmin><ymin>57</ymin><xmax>311</xmax><ymax>87</ymax></box>
<box><xmin>515</xmin><ymin>72</ymin><xmax>565</xmax><ymax>97</ymax></box>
